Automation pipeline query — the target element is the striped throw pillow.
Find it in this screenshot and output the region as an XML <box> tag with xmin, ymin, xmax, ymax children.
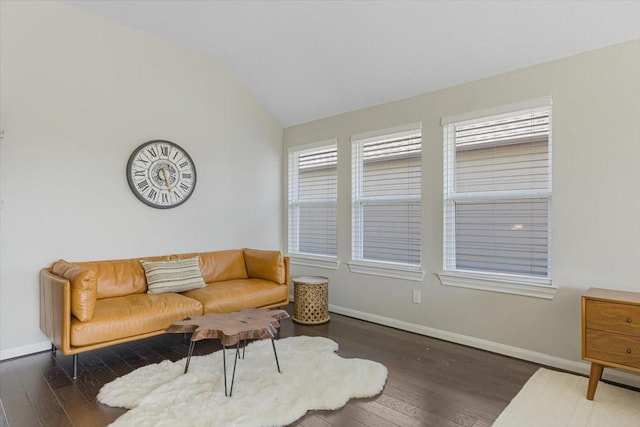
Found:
<box><xmin>141</xmin><ymin>257</ymin><xmax>206</xmax><ymax>294</ymax></box>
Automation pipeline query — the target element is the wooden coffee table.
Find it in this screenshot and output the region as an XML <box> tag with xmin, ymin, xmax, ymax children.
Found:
<box><xmin>166</xmin><ymin>308</ymin><xmax>289</xmax><ymax>396</ymax></box>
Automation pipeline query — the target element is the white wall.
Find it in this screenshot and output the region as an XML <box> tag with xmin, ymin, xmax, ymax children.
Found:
<box><xmin>284</xmin><ymin>40</ymin><xmax>640</xmax><ymax>385</ymax></box>
<box><xmin>0</xmin><ymin>1</ymin><xmax>283</xmax><ymax>357</ymax></box>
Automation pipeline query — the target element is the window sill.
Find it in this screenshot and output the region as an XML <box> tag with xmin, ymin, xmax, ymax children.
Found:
<box><xmin>437</xmin><ymin>270</ymin><xmax>557</xmax><ymax>299</ymax></box>
<box><xmin>288</xmin><ymin>254</ymin><xmax>340</xmax><ymax>270</ymax></box>
<box><xmin>347</xmin><ymin>260</ymin><xmax>425</xmax><ymax>281</ymax></box>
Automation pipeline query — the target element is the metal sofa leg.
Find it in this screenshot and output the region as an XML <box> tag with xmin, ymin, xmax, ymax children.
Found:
<box><xmin>51</xmin><ymin>343</ymin><xmax>57</xmax><ymax>355</ymax></box>
<box><xmin>72</xmin><ymin>354</ymin><xmax>78</xmax><ymax>380</ymax></box>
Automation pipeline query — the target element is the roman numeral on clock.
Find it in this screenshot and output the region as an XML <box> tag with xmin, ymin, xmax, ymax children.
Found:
<box><xmin>137</xmin><ymin>180</ymin><xmax>150</xmax><ymax>191</ymax></box>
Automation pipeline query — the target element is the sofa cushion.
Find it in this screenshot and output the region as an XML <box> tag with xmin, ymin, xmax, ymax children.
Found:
<box><xmin>141</xmin><ymin>257</ymin><xmax>207</xmax><ymax>294</ymax></box>
<box><xmin>51</xmin><ymin>259</ymin><xmax>97</xmax><ymax>322</ymax></box>
<box><xmin>183</xmin><ymin>279</ymin><xmax>288</xmax><ymax>313</ymax></box>
<box><xmin>76</xmin><ymin>256</ymin><xmax>167</xmax><ymax>299</ymax></box>
<box><xmin>171</xmin><ymin>250</ymin><xmax>248</xmax><ymax>283</ymax></box>
<box><xmin>244</xmin><ymin>249</ymin><xmax>285</xmax><ymax>284</ymax></box>
<box><xmin>209</xmin><ymin>250</ymin><xmax>249</xmax><ymax>282</ymax></box>
<box><xmin>169</xmin><ymin>252</ymin><xmax>216</xmax><ymax>283</ymax></box>
<box><xmin>70</xmin><ymin>293</ymin><xmax>203</xmax><ymax>347</ymax></box>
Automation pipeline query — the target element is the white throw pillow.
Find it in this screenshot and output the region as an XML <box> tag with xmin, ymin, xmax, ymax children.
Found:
<box><xmin>141</xmin><ymin>257</ymin><xmax>206</xmax><ymax>294</ymax></box>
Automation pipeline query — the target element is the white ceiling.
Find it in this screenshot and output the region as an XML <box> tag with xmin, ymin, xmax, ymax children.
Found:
<box><xmin>62</xmin><ymin>0</ymin><xmax>640</xmax><ymax>127</ymax></box>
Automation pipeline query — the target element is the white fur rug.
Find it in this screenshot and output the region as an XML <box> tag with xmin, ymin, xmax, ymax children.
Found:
<box><xmin>493</xmin><ymin>368</ymin><xmax>640</xmax><ymax>427</ymax></box>
<box><xmin>98</xmin><ymin>336</ymin><xmax>388</xmax><ymax>427</ymax></box>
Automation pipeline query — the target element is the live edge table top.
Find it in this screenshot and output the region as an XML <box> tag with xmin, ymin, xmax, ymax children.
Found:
<box><xmin>166</xmin><ymin>308</ymin><xmax>290</xmax><ymax>347</ymax></box>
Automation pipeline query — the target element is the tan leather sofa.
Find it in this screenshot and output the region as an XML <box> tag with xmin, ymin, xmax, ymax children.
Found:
<box><xmin>39</xmin><ymin>248</ymin><xmax>289</xmax><ymax>378</ymax></box>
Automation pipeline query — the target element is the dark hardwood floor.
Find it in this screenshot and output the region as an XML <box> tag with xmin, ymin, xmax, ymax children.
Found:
<box><xmin>0</xmin><ymin>304</ymin><xmax>543</xmax><ymax>427</ymax></box>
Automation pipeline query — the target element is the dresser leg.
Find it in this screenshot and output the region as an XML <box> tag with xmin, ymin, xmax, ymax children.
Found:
<box><xmin>586</xmin><ymin>363</ymin><xmax>603</xmax><ymax>400</ymax></box>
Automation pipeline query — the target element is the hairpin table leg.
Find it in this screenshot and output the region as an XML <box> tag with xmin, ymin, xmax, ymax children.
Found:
<box><xmin>223</xmin><ymin>345</ymin><xmax>227</xmax><ymax>395</ymax></box>
<box><xmin>271</xmin><ymin>339</ymin><xmax>281</xmax><ymax>373</ymax></box>
<box><xmin>184</xmin><ymin>340</ymin><xmax>196</xmax><ymax>374</ymax></box>
<box><xmin>227</xmin><ymin>341</ymin><xmax>241</xmax><ymax>396</ymax></box>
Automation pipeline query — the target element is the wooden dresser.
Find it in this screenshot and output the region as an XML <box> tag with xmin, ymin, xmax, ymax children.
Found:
<box><xmin>581</xmin><ymin>287</ymin><xmax>640</xmax><ymax>400</ymax></box>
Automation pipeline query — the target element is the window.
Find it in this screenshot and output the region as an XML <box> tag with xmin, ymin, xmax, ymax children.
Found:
<box><xmin>287</xmin><ymin>141</ymin><xmax>338</xmax><ymax>266</ymax></box>
<box><xmin>350</xmin><ymin>124</ymin><xmax>423</xmax><ymax>280</ymax></box>
<box><xmin>440</xmin><ymin>98</ymin><xmax>555</xmax><ymax>298</ymax></box>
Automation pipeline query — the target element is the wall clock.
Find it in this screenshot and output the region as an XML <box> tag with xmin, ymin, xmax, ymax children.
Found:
<box><xmin>126</xmin><ymin>140</ymin><xmax>197</xmax><ymax>209</ymax></box>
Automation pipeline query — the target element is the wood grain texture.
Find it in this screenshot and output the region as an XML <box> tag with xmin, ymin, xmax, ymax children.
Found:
<box><xmin>583</xmin><ymin>288</ymin><xmax>640</xmax><ymax>305</ymax></box>
<box><xmin>585</xmin><ymin>329</ymin><xmax>640</xmax><ymax>368</ymax></box>
<box><xmin>585</xmin><ymin>300</ymin><xmax>640</xmax><ymax>336</ymax></box>
<box><xmin>166</xmin><ymin>308</ymin><xmax>289</xmax><ymax>345</ymax></box>
<box><xmin>4</xmin><ymin>303</ymin><xmax>625</xmax><ymax>427</ymax></box>
<box><xmin>582</xmin><ymin>288</ymin><xmax>640</xmax><ymax>400</ymax></box>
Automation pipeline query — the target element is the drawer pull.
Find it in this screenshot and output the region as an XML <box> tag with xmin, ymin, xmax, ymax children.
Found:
<box><xmin>627</xmin><ymin>348</ymin><xmax>632</xmax><ymax>354</ymax></box>
<box><xmin>627</xmin><ymin>318</ymin><xmax>633</xmax><ymax>323</ymax></box>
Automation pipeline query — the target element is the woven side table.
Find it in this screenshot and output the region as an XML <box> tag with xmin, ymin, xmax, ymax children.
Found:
<box><xmin>292</xmin><ymin>276</ymin><xmax>330</xmax><ymax>325</ymax></box>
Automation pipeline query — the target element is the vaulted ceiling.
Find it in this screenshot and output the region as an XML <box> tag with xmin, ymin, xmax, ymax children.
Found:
<box><xmin>63</xmin><ymin>1</ymin><xmax>640</xmax><ymax>126</ymax></box>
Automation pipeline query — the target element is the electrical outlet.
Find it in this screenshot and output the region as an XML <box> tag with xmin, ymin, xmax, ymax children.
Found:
<box><xmin>412</xmin><ymin>289</ymin><xmax>421</xmax><ymax>304</ymax></box>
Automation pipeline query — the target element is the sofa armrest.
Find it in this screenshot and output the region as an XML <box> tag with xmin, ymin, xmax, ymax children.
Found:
<box><xmin>40</xmin><ymin>269</ymin><xmax>72</xmax><ymax>354</ymax></box>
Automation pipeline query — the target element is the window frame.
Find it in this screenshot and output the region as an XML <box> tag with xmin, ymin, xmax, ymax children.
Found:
<box><xmin>287</xmin><ymin>139</ymin><xmax>339</xmax><ymax>270</ymax></box>
<box><xmin>349</xmin><ymin>123</ymin><xmax>425</xmax><ymax>281</ymax></box>
<box><xmin>438</xmin><ymin>97</ymin><xmax>557</xmax><ymax>299</ymax></box>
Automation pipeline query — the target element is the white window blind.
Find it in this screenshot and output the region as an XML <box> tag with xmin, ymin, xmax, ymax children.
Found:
<box><xmin>288</xmin><ymin>142</ymin><xmax>337</xmax><ymax>257</ymax></box>
<box><xmin>352</xmin><ymin>127</ymin><xmax>422</xmax><ymax>266</ymax></box>
<box><xmin>443</xmin><ymin>105</ymin><xmax>552</xmax><ymax>279</ymax></box>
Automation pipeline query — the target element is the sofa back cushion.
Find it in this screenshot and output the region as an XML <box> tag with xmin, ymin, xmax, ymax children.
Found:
<box><xmin>244</xmin><ymin>249</ymin><xmax>285</xmax><ymax>284</ymax></box>
<box><xmin>51</xmin><ymin>259</ymin><xmax>97</xmax><ymax>322</ymax></box>
<box><xmin>170</xmin><ymin>252</ymin><xmax>217</xmax><ymax>283</ymax></box>
<box><xmin>171</xmin><ymin>250</ymin><xmax>248</xmax><ymax>283</ymax></box>
<box><xmin>76</xmin><ymin>256</ymin><xmax>167</xmax><ymax>299</ymax></box>
<box><xmin>211</xmin><ymin>250</ymin><xmax>249</xmax><ymax>281</ymax></box>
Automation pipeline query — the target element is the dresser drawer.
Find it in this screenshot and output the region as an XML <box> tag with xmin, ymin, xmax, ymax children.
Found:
<box><xmin>585</xmin><ymin>300</ymin><xmax>640</xmax><ymax>336</ymax></box>
<box><xmin>585</xmin><ymin>329</ymin><xmax>640</xmax><ymax>369</ymax></box>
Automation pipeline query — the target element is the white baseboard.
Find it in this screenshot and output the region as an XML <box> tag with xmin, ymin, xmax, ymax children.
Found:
<box><xmin>328</xmin><ymin>304</ymin><xmax>640</xmax><ymax>389</ymax></box>
<box><xmin>1</xmin><ymin>341</ymin><xmax>51</xmax><ymax>361</ymax></box>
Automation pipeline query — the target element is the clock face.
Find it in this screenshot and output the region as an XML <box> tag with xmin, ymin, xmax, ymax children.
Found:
<box><xmin>126</xmin><ymin>140</ymin><xmax>197</xmax><ymax>209</ymax></box>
